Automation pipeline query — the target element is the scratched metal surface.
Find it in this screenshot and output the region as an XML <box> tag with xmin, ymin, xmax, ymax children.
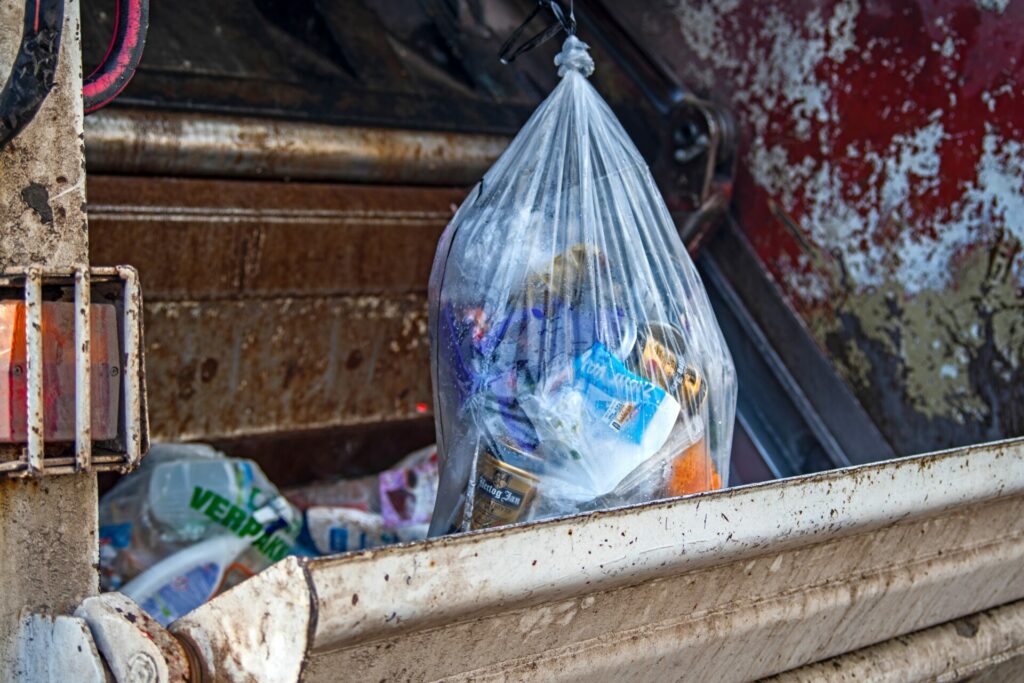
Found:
<box><xmin>0</xmin><ymin>0</ymin><xmax>100</xmax><ymax>673</ymax></box>
<box><xmin>614</xmin><ymin>0</ymin><xmax>1024</xmax><ymax>455</ymax></box>
<box><xmin>88</xmin><ymin>176</ymin><xmax>466</xmax><ymax>443</ymax></box>
<box><xmin>768</xmin><ymin>599</ymin><xmax>1024</xmax><ymax>682</ymax></box>
<box><xmin>171</xmin><ymin>438</ymin><xmax>1024</xmax><ymax>681</ymax></box>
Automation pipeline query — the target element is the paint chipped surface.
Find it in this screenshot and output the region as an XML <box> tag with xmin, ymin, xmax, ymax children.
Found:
<box><xmin>977</xmin><ymin>0</ymin><xmax>1010</xmax><ymax>13</ymax></box>
<box><xmin>0</xmin><ymin>0</ymin><xmax>88</xmax><ymax>272</ymax></box>
<box><xmin>621</xmin><ymin>1</ymin><xmax>1024</xmax><ymax>452</ymax></box>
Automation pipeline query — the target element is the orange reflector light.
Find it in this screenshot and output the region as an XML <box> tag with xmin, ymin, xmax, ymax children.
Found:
<box><xmin>0</xmin><ymin>301</ymin><xmax>120</xmax><ymax>442</ymax></box>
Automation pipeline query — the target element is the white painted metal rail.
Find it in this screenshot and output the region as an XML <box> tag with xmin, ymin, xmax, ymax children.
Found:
<box><xmin>172</xmin><ymin>437</ymin><xmax>1024</xmax><ymax>682</ymax></box>
<box><xmin>768</xmin><ymin>598</ymin><xmax>1024</xmax><ymax>682</ymax></box>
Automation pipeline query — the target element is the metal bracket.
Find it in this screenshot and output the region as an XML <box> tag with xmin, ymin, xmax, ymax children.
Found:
<box><xmin>572</xmin><ymin>1</ymin><xmax>736</xmax><ymax>252</ymax></box>
<box><xmin>0</xmin><ymin>265</ymin><xmax>148</xmax><ymax>477</ymax></box>
<box><xmin>75</xmin><ymin>593</ymin><xmax>192</xmax><ymax>683</ymax></box>
<box><xmin>669</xmin><ymin>97</ymin><xmax>736</xmax><ymax>251</ymax></box>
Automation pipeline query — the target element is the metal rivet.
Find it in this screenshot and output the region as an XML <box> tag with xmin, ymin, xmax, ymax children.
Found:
<box><xmin>111</xmin><ymin>366</ymin><xmax>120</xmax><ymax>376</ymax></box>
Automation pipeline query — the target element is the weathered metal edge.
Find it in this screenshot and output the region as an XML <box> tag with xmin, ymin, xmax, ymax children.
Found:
<box><xmin>168</xmin><ymin>438</ymin><xmax>1024</xmax><ymax>681</ymax></box>
<box><xmin>84</xmin><ymin>109</ymin><xmax>510</xmax><ymax>186</ymax></box>
<box><xmin>301</xmin><ymin>438</ymin><xmax>1023</xmax><ymax>650</ymax></box>
<box><xmin>766</xmin><ymin>598</ymin><xmax>1024</xmax><ymax>682</ymax></box>
<box><xmin>171</xmin><ymin>556</ymin><xmax>313</xmax><ymax>683</ymax></box>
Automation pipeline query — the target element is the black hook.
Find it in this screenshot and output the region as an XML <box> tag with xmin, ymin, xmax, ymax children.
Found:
<box><xmin>498</xmin><ymin>0</ymin><xmax>576</xmax><ymax>65</ymax></box>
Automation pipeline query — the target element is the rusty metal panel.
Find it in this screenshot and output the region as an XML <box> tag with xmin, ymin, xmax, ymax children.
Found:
<box><xmin>87</xmin><ymin>176</ymin><xmax>464</xmax><ymax>300</ymax></box>
<box><xmin>170</xmin><ymin>438</ymin><xmax>1024</xmax><ymax>681</ymax></box>
<box><xmin>88</xmin><ymin>176</ymin><xmax>465</xmax><ymax>442</ymax></box>
<box><xmin>84</xmin><ymin>109</ymin><xmax>510</xmax><ymax>185</ymax></box>
<box><xmin>78</xmin><ymin>0</ymin><xmax>664</xmax><ymax>144</ymax></box>
<box><xmin>608</xmin><ymin>1</ymin><xmax>1024</xmax><ymax>455</ymax></box>
<box><xmin>142</xmin><ymin>295</ymin><xmax>431</xmax><ymax>441</ymax></box>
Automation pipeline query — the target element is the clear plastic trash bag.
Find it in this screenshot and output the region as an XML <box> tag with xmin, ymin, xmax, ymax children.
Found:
<box><xmin>428</xmin><ymin>36</ymin><xmax>736</xmax><ymax>536</ymax></box>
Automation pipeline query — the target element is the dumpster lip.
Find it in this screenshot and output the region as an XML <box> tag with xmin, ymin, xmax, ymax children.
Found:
<box><xmin>310</xmin><ymin>435</ymin><xmax>1022</xmax><ymax>565</ymax></box>
<box><xmin>298</xmin><ymin>438</ymin><xmax>1024</xmax><ymax>650</ymax></box>
<box><xmin>173</xmin><ymin>437</ymin><xmax>1024</xmax><ymax>663</ymax></box>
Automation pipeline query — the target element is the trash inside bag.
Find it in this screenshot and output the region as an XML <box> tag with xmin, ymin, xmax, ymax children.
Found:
<box><xmin>287</xmin><ymin>445</ymin><xmax>440</xmax><ymax>554</ymax></box>
<box><xmin>99</xmin><ymin>444</ymin><xmax>302</xmax><ymax>625</ymax></box>
<box><xmin>428</xmin><ymin>36</ymin><xmax>737</xmax><ymax>535</ymax></box>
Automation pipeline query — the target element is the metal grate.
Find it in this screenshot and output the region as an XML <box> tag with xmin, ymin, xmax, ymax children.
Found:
<box><xmin>0</xmin><ymin>266</ymin><xmax>148</xmax><ymax>477</ymax></box>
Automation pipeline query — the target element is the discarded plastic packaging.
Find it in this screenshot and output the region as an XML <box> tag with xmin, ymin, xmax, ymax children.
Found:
<box><xmin>120</xmin><ymin>496</ymin><xmax>295</xmax><ymax>626</ymax></box>
<box><xmin>428</xmin><ymin>36</ymin><xmax>737</xmax><ymax>535</ymax></box>
<box><xmin>286</xmin><ymin>444</ymin><xmax>440</xmax><ymax>554</ymax></box>
<box><xmin>304</xmin><ymin>507</ymin><xmax>429</xmax><ymax>554</ymax></box>
<box><xmin>284</xmin><ymin>474</ymin><xmax>378</xmax><ymax>513</ymax></box>
<box><xmin>99</xmin><ymin>443</ymin><xmax>301</xmax><ymax>623</ymax></box>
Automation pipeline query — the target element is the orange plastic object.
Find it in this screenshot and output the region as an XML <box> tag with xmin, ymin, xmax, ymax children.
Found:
<box><xmin>667</xmin><ymin>438</ymin><xmax>722</xmax><ymax>497</ymax></box>
<box><xmin>0</xmin><ymin>301</ymin><xmax>120</xmax><ymax>442</ymax></box>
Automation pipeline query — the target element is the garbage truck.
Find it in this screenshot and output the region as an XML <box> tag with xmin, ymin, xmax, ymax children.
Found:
<box><xmin>2</xmin><ymin>0</ymin><xmax>1024</xmax><ymax>680</ymax></box>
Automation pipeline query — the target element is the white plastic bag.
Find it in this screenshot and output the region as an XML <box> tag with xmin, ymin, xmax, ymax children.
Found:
<box><xmin>428</xmin><ymin>36</ymin><xmax>736</xmax><ymax>535</ymax></box>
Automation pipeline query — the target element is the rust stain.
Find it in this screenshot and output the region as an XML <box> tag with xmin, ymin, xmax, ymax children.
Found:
<box><xmin>143</xmin><ymin>295</ymin><xmax>432</xmax><ymax>442</ymax></box>
<box><xmin>84</xmin><ymin>109</ymin><xmax>511</xmax><ymax>185</ymax></box>
<box><xmin>87</xmin><ymin>175</ymin><xmax>462</xmax><ymax>442</ymax></box>
<box><xmin>88</xmin><ymin>175</ymin><xmax>467</xmax><ymax>300</ymax></box>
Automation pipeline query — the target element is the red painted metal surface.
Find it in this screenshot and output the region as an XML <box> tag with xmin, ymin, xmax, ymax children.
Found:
<box><xmin>0</xmin><ymin>302</ymin><xmax>119</xmax><ymax>442</ymax></box>
<box><xmin>617</xmin><ymin>0</ymin><xmax>1024</xmax><ymax>453</ymax></box>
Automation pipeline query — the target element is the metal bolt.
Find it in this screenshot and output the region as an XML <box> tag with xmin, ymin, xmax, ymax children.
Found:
<box><xmin>111</xmin><ymin>366</ymin><xmax>120</xmax><ymax>376</ymax></box>
<box><xmin>12</xmin><ymin>365</ymin><xmax>22</xmax><ymax>377</ymax></box>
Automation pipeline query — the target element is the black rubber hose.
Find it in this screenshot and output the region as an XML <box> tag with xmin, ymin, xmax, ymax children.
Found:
<box><xmin>82</xmin><ymin>0</ymin><xmax>149</xmax><ymax>114</ymax></box>
<box><xmin>0</xmin><ymin>0</ymin><xmax>65</xmax><ymax>151</ymax></box>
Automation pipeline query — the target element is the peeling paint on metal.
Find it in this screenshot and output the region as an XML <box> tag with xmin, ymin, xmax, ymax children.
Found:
<box><xmin>0</xmin><ymin>0</ymin><xmax>99</xmax><ymax>673</ymax></box>
<box><xmin>976</xmin><ymin>0</ymin><xmax>1010</xmax><ymax>13</ymax></box>
<box><xmin>628</xmin><ymin>1</ymin><xmax>1024</xmax><ymax>452</ymax></box>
